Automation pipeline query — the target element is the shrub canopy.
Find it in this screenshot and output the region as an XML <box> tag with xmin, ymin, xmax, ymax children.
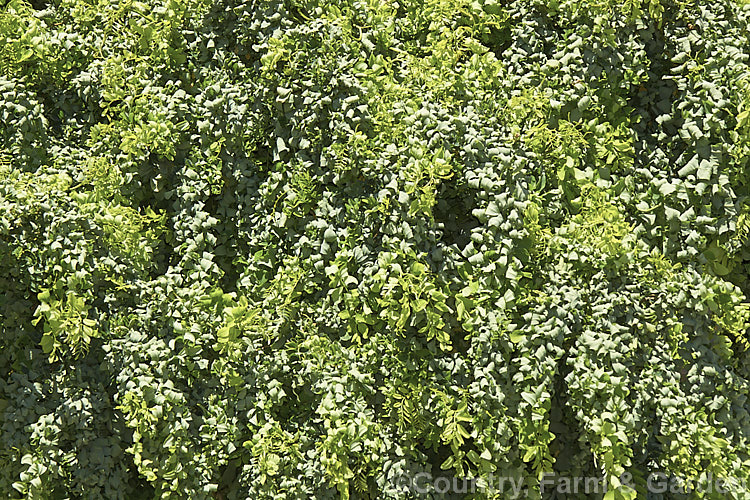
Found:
<box><xmin>1</xmin><ymin>0</ymin><xmax>750</xmax><ymax>498</ymax></box>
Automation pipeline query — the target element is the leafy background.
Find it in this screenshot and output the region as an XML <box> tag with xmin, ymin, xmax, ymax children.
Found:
<box><xmin>1</xmin><ymin>0</ymin><xmax>750</xmax><ymax>498</ymax></box>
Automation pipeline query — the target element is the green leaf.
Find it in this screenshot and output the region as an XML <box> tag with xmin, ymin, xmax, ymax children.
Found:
<box><xmin>510</xmin><ymin>331</ymin><xmax>525</xmax><ymax>343</ymax></box>
<box><xmin>441</xmin><ymin>455</ymin><xmax>455</xmax><ymax>470</ymax></box>
<box><xmin>40</xmin><ymin>334</ymin><xmax>54</xmax><ymax>353</ymax></box>
<box><xmin>696</xmin><ymin>161</ymin><xmax>712</xmax><ymax>180</ymax></box>
<box><xmin>217</xmin><ymin>326</ymin><xmax>231</xmax><ymax>344</ymax></box>
<box><xmin>18</xmin><ymin>48</ymin><xmax>34</xmax><ymax>62</ymax></box>
<box><xmin>521</xmin><ymin>392</ymin><xmax>537</xmax><ymax>405</ymax></box>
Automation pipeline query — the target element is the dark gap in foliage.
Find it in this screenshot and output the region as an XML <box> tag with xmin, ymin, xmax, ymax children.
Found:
<box><xmin>216</xmin><ymin>458</ymin><xmax>241</xmax><ymax>496</ymax></box>
<box><xmin>131</xmin><ymin>156</ymin><xmax>180</xmax><ymax>278</ymax></box>
<box><xmin>205</xmin><ymin>171</ymin><xmax>242</xmax><ymax>294</ymax></box>
<box><xmin>425</xmin><ymin>443</ymin><xmax>454</xmax><ymax>477</ymax></box>
<box><xmin>629</xmin><ymin>27</ymin><xmax>682</xmax><ymax>165</ymax></box>
<box><xmin>39</xmin><ymin>89</ymin><xmax>73</xmax><ymax>139</ymax></box>
<box><xmin>483</xmin><ymin>23</ymin><xmax>513</xmax><ymax>60</ymax></box>
<box><xmin>548</xmin><ymin>372</ymin><xmax>596</xmax><ymax>476</ymax></box>
<box><xmin>433</xmin><ymin>189</ymin><xmax>480</xmax><ymax>254</ymax></box>
<box><xmin>531</xmin><ymin>3</ymin><xmax>573</xmax><ymax>33</ymax></box>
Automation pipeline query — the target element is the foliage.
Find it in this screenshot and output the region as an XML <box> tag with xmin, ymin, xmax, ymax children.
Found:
<box><xmin>2</xmin><ymin>0</ymin><xmax>750</xmax><ymax>499</ymax></box>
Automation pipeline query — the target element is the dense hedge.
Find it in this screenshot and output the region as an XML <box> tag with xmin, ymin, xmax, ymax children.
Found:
<box><xmin>1</xmin><ymin>0</ymin><xmax>750</xmax><ymax>498</ymax></box>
